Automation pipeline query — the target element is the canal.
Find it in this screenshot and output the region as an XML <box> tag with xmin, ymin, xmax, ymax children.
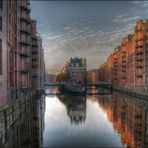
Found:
<box><xmin>1</xmin><ymin>88</ymin><xmax>148</xmax><ymax>147</ymax></box>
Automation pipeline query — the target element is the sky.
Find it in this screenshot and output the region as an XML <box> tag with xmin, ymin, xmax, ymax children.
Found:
<box><xmin>30</xmin><ymin>0</ymin><xmax>148</xmax><ymax>74</ymax></box>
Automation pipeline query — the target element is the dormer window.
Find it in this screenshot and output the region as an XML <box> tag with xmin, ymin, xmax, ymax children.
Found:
<box><xmin>76</xmin><ymin>63</ymin><xmax>79</xmax><ymax>67</ymax></box>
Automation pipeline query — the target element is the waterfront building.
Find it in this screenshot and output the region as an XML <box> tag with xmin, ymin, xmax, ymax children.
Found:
<box><xmin>38</xmin><ymin>37</ymin><xmax>45</xmax><ymax>89</ymax></box>
<box><xmin>98</xmin><ymin>20</ymin><xmax>148</xmax><ymax>95</ymax></box>
<box><xmin>134</xmin><ymin>20</ymin><xmax>148</xmax><ymax>94</ymax></box>
<box><xmin>98</xmin><ymin>63</ymin><xmax>107</xmax><ymax>83</ymax></box>
<box><xmin>87</xmin><ymin>69</ymin><xmax>99</xmax><ymax>83</ymax></box>
<box><xmin>0</xmin><ymin>0</ymin><xmax>44</xmax><ymax>107</ymax></box>
<box><xmin>66</xmin><ymin>57</ymin><xmax>86</xmax><ymax>93</ymax></box>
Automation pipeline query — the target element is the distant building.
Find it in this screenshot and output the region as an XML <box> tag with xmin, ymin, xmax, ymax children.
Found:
<box><xmin>66</xmin><ymin>57</ymin><xmax>86</xmax><ymax>93</ymax></box>
<box><xmin>87</xmin><ymin>69</ymin><xmax>99</xmax><ymax>83</ymax></box>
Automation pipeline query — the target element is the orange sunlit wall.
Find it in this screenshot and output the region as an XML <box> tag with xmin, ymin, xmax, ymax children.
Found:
<box><xmin>98</xmin><ymin>20</ymin><xmax>148</xmax><ymax>94</ymax></box>
<box><xmin>98</xmin><ymin>94</ymin><xmax>148</xmax><ymax>148</ymax></box>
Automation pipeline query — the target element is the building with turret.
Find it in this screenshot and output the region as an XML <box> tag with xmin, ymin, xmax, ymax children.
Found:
<box><xmin>65</xmin><ymin>57</ymin><xmax>86</xmax><ymax>94</ymax></box>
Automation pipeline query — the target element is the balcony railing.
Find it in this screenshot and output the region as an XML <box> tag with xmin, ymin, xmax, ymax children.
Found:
<box><xmin>20</xmin><ymin>16</ymin><xmax>31</xmax><ymax>24</ymax></box>
<box><xmin>32</xmin><ymin>75</ymin><xmax>37</xmax><ymax>78</ymax></box>
<box><xmin>135</xmin><ymin>27</ymin><xmax>142</xmax><ymax>32</ymax></box>
<box><xmin>135</xmin><ymin>63</ymin><xmax>143</xmax><ymax>68</ymax></box>
<box><xmin>32</xmin><ymin>43</ymin><xmax>38</xmax><ymax>48</ymax></box>
<box><xmin>20</xmin><ymin>4</ymin><xmax>31</xmax><ymax>13</ymax></box>
<box><xmin>19</xmin><ymin>51</ymin><xmax>31</xmax><ymax>57</ymax></box>
<box><xmin>122</xmin><ymin>76</ymin><xmax>126</xmax><ymax>79</ymax></box>
<box><xmin>136</xmin><ymin>73</ymin><xmax>143</xmax><ymax>77</ymax></box>
<box><xmin>135</xmin><ymin>56</ymin><xmax>143</xmax><ymax>61</ymax></box>
<box><xmin>20</xmin><ymin>28</ymin><xmax>31</xmax><ymax>35</ymax></box>
<box><xmin>122</xmin><ymin>54</ymin><xmax>126</xmax><ymax>58</ymax></box>
<box><xmin>20</xmin><ymin>40</ymin><xmax>30</xmax><ymax>46</ymax></box>
<box><xmin>32</xmin><ymin>57</ymin><xmax>38</xmax><ymax>61</ymax></box>
<box><xmin>136</xmin><ymin>44</ymin><xmax>143</xmax><ymax>48</ymax></box>
<box><xmin>135</xmin><ymin>49</ymin><xmax>143</xmax><ymax>54</ymax></box>
<box><xmin>32</xmin><ymin>36</ymin><xmax>38</xmax><ymax>41</ymax></box>
<box><xmin>122</xmin><ymin>59</ymin><xmax>126</xmax><ymax>63</ymax></box>
<box><xmin>20</xmin><ymin>68</ymin><xmax>30</xmax><ymax>74</ymax></box>
<box><xmin>32</xmin><ymin>50</ymin><xmax>38</xmax><ymax>54</ymax></box>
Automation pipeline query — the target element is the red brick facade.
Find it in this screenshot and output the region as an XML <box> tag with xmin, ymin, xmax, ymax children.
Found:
<box><xmin>0</xmin><ymin>0</ymin><xmax>42</xmax><ymax>107</ymax></box>
<box><xmin>98</xmin><ymin>20</ymin><xmax>148</xmax><ymax>95</ymax></box>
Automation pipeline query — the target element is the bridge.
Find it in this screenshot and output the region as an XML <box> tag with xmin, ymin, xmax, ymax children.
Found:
<box><xmin>86</xmin><ymin>83</ymin><xmax>112</xmax><ymax>88</ymax></box>
<box><xmin>44</xmin><ymin>82</ymin><xmax>112</xmax><ymax>88</ymax></box>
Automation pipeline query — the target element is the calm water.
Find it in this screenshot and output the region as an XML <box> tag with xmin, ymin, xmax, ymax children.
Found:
<box><xmin>1</xmin><ymin>88</ymin><xmax>148</xmax><ymax>148</ymax></box>
<box><xmin>40</xmin><ymin>88</ymin><xmax>148</xmax><ymax>147</ymax></box>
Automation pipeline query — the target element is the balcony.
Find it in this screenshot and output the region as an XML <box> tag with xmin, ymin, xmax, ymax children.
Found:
<box><xmin>32</xmin><ymin>36</ymin><xmax>38</xmax><ymax>41</ymax></box>
<box><xmin>122</xmin><ymin>69</ymin><xmax>126</xmax><ymax>72</ymax></box>
<box><xmin>32</xmin><ymin>57</ymin><xmax>38</xmax><ymax>61</ymax></box>
<box><xmin>20</xmin><ymin>4</ymin><xmax>31</xmax><ymax>13</ymax></box>
<box><xmin>20</xmin><ymin>28</ymin><xmax>31</xmax><ymax>35</ymax></box>
<box><xmin>136</xmin><ymin>44</ymin><xmax>143</xmax><ymax>48</ymax></box>
<box><xmin>32</xmin><ymin>64</ymin><xmax>37</xmax><ymax>68</ymax></box>
<box><xmin>136</xmin><ymin>73</ymin><xmax>143</xmax><ymax>78</ymax></box>
<box><xmin>122</xmin><ymin>65</ymin><xmax>126</xmax><ymax>68</ymax></box>
<box><xmin>32</xmin><ymin>43</ymin><xmax>38</xmax><ymax>48</ymax></box>
<box><xmin>122</xmin><ymin>54</ymin><xmax>126</xmax><ymax>58</ymax></box>
<box><xmin>20</xmin><ymin>51</ymin><xmax>31</xmax><ymax>57</ymax></box>
<box><xmin>135</xmin><ymin>27</ymin><xmax>142</xmax><ymax>32</ymax></box>
<box><xmin>20</xmin><ymin>16</ymin><xmax>31</xmax><ymax>24</ymax></box>
<box><xmin>135</xmin><ymin>55</ymin><xmax>143</xmax><ymax>61</ymax></box>
<box><xmin>20</xmin><ymin>68</ymin><xmax>30</xmax><ymax>74</ymax></box>
<box><xmin>122</xmin><ymin>58</ymin><xmax>126</xmax><ymax>63</ymax></box>
<box><xmin>32</xmin><ymin>75</ymin><xmax>37</xmax><ymax>78</ymax></box>
<box><xmin>20</xmin><ymin>40</ymin><xmax>30</xmax><ymax>46</ymax></box>
<box><xmin>136</xmin><ymin>63</ymin><xmax>143</xmax><ymax>68</ymax></box>
<box><xmin>32</xmin><ymin>50</ymin><xmax>38</xmax><ymax>54</ymax></box>
<box><xmin>136</xmin><ymin>37</ymin><xmax>143</xmax><ymax>42</ymax></box>
<box><xmin>122</xmin><ymin>76</ymin><xmax>126</xmax><ymax>79</ymax></box>
<box><xmin>135</xmin><ymin>49</ymin><xmax>143</xmax><ymax>54</ymax></box>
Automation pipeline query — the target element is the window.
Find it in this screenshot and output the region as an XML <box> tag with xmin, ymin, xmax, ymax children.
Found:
<box><xmin>0</xmin><ymin>0</ymin><xmax>2</xmax><ymax>9</ymax></box>
<box><xmin>0</xmin><ymin>39</ymin><xmax>2</xmax><ymax>74</ymax></box>
<box><xmin>0</xmin><ymin>17</ymin><xmax>2</xmax><ymax>31</ymax></box>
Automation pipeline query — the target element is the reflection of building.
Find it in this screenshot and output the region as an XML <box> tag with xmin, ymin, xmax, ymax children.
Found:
<box><xmin>67</xmin><ymin>97</ymin><xmax>86</xmax><ymax>124</ymax></box>
<box><xmin>66</xmin><ymin>57</ymin><xmax>86</xmax><ymax>93</ymax></box>
<box><xmin>98</xmin><ymin>93</ymin><xmax>148</xmax><ymax>148</ymax></box>
<box><xmin>58</xmin><ymin>95</ymin><xmax>86</xmax><ymax>125</ymax></box>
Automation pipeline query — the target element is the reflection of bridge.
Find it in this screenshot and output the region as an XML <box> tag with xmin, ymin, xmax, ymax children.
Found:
<box><xmin>44</xmin><ymin>82</ymin><xmax>112</xmax><ymax>96</ymax></box>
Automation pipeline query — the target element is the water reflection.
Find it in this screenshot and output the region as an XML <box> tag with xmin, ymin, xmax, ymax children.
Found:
<box><xmin>1</xmin><ymin>88</ymin><xmax>148</xmax><ymax>148</ymax></box>
<box><xmin>0</xmin><ymin>95</ymin><xmax>45</xmax><ymax>148</ymax></box>
<box><xmin>98</xmin><ymin>92</ymin><xmax>148</xmax><ymax>148</ymax></box>
<box><xmin>43</xmin><ymin>88</ymin><xmax>148</xmax><ymax>147</ymax></box>
<box><xmin>58</xmin><ymin>95</ymin><xmax>86</xmax><ymax>124</ymax></box>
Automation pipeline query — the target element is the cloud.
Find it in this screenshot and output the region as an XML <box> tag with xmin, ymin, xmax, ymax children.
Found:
<box><xmin>113</xmin><ymin>15</ymin><xmax>140</xmax><ymax>24</ymax></box>
<box><xmin>43</xmin><ymin>19</ymin><xmax>135</xmax><ymax>72</ymax></box>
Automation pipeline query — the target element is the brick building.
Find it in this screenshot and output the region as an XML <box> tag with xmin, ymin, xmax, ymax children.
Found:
<box><xmin>0</xmin><ymin>0</ymin><xmax>44</xmax><ymax>107</ymax></box>
<box><xmin>87</xmin><ymin>69</ymin><xmax>99</xmax><ymax>83</ymax></box>
<box><xmin>98</xmin><ymin>20</ymin><xmax>148</xmax><ymax>95</ymax></box>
